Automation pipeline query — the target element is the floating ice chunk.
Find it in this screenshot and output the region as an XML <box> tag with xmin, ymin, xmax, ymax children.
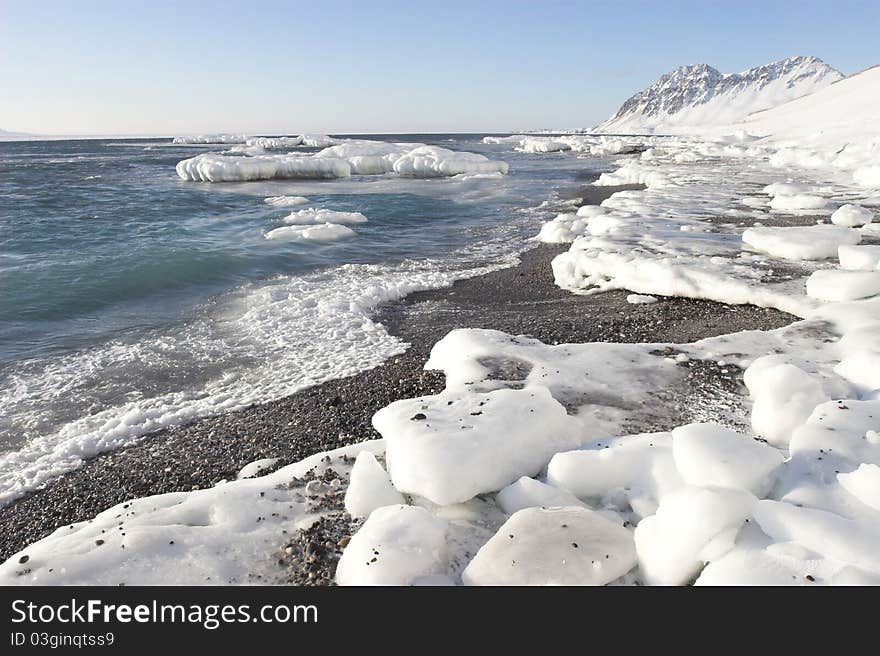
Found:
<box><xmin>547</xmin><ymin>433</ymin><xmax>683</xmax><ymax>519</ymax></box>
<box><xmin>806</xmin><ymin>270</ymin><xmax>880</xmax><ymax>301</ymax></box>
<box><xmin>236</xmin><ymin>457</ymin><xmax>278</xmax><ymax>479</ymax></box>
<box><xmin>482</xmin><ymin>135</ymin><xmax>529</xmax><ymax>145</ymax></box>
<box><xmin>344</xmin><ymin>451</ymin><xmax>405</xmax><ymax>519</ymax></box>
<box><xmin>838</xmin><ymin>245</ymin><xmax>880</xmax><ymax>271</ymax></box>
<box><xmin>634</xmin><ymin>486</ymin><xmax>756</xmax><ymax>586</ymax></box>
<box><xmin>626</xmin><ymin>293</ymin><xmax>658</xmax><ymax>304</ymax></box>
<box><xmin>853</xmin><ymin>166</ymin><xmax>880</xmax><ymax>188</ymax></box>
<box><xmin>837</xmin><ymin>464</ymin><xmax>880</xmax><ymax>511</ymax></box>
<box><xmin>264</xmin><ymin>223</ymin><xmax>355</xmax><ymax>241</ymax></box>
<box><xmin>516</xmin><ymin>139</ymin><xmax>572</xmax><ymax>153</ymax></box>
<box><xmin>461</xmin><ymin>507</ymin><xmax>636</xmax><ymax>586</ymax></box>
<box><xmin>374</xmin><ymin>387</ymin><xmax>580</xmax><ymax>506</ymax></box>
<box><xmin>671</xmin><ymin>423</ymin><xmax>784</xmax><ymax>496</ymax></box>
<box><xmin>831</xmin><ymin>204</ymin><xmax>873</xmax><ymax>227</ymax></box>
<box><xmin>246</xmin><ymin>136</ymin><xmax>303</xmax><ymax>149</ymax></box>
<box><xmin>741</xmin><ymin>196</ymin><xmax>768</xmax><ymax>208</ymax></box>
<box><xmin>742</xmin><ymin>225</ymin><xmax>860</xmax><ymax>260</ymax></box>
<box><xmin>300</xmin><ymin>134</ymin><xmax>337</xmax><ymax>147</ymax></box>
<box><xmin>264</xmin><ymin>195</ymin><xmax>309</xmax><ymax>207</ymax></box>
<box><xmin>744</xmin><ymin>357</ymin><xmax>829</xmax><ymax>447</ymax></box>
<box><xmin>537</xmin><ymin>213</ymin><xmax>589</xmax><ymax>243</ymax></box>
<box><xmin>282</xmin><ymin>208</ymin><xmax>368</xmax><ymax>225</ymax></box>
<box><xmin>769</xmin><ymin>193</ymin><xmax>829</xmax><ymax>211</ymax></box>
<box><xmin>392</xmin><ymin>145</ymin><xmax>508</xmax><ymax>178</ymax></box>
<box><xmin>314</xmin><ymin>141</ymin><xmax>416</xmax><ymax>175</ymax></box>
<box><xmin>495</xmin><ymin>477</ymin><xmax>586</xmax><ymax>515</ymax></box>
<box><xmin>833</xmin><ymin>351</ymin><xmax>880</xmax><ymax>396</ymax></box>
<box><xmin>176</xmin><ymin>153</ymin><xmax>351</xmax><ymax>182</ymax></box>
<box><xmin>335</xmin><ymin>505</ymin><xmax>448</xmax><ymax>586</ymax></box>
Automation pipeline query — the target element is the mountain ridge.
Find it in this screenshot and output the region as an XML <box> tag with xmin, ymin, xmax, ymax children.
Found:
<box><xmin>596</xmin><ymin>56</ymin><xmax>843</xmax><ymax>134</ymax></box>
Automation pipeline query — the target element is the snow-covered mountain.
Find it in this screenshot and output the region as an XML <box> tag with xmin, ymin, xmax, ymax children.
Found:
<box><xmin>736</xmin><ymin>64</ymin><xmax>880</xmax><ymax>187</ymax></box>
<box><xmin>596</xmin><ymin>56</ymin><xmax>843</xmax><ymax>134</ymax></box>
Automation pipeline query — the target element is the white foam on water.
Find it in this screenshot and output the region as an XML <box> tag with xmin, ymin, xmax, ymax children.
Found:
<box><xmin>0</xmin><ymin>252</ymin><xmax>517</xmax><ymax>506</ymax></box>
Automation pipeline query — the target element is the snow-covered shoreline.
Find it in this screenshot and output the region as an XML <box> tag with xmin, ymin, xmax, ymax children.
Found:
<box><xmin>4</xmin><ymin>63</ymin><xmax>880</xmax><ymax>585</ymax></box>
<box><xmin>6</xmin><ymin>119</ymin><xmax>880</xmax><ymax>585</ymax></box>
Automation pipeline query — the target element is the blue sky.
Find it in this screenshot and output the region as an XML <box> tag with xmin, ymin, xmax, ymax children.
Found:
<box><xmin>1</xmin><ymin>0</ymin><xmax>877</xmax><ymax>135</ymax></box>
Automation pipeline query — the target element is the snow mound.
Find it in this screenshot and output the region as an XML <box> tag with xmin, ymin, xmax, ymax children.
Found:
<box><xmin>264</xmin><ymin>223</ymin><xmax>355</xmax><ymax>242</ymax></box>
<box><xmin>344</xmin><ymin>451</ymin><xmax>405</xmax><ymax>519</ymax></box>
<box><xmin>742</xmin><ymin>225</ymin><xmax>860</xmax><ymax>260</ymax></box>
<box><xmin>374</xmin><ymin>387</ymin><xmax>580</xmax><ymax>506</ymax></box>
<box><xmin>461</xmin><ymin>507</ymin><xmax>636</xmax><ymax>586</ymax></box>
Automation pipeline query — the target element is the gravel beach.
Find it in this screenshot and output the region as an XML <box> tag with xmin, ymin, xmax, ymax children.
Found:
<box><xmin>0</xmin><ymin>182</ymin><xmax>797</xmax><ymax>563</ymax></box>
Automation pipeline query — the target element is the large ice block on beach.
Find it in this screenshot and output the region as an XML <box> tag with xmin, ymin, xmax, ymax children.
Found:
<box><xmin>634</xmin><ymin>485</ymin><xmax>756</xmax><ymax>585</ymax></box>
<box><xmin>344</xmin><ymin>451</ymin><xmax>404</xmax><ymax>518</ymax></box>
<box><xmin>671</xmin><ymin>423</ymin><xmax>784</xmax><ymax>495</ymax></box>
<box><xmin>462</xmin><ymin>506</ymin><xmax>636</xmax><ymax>585</ymax></box>
<box><xmin>374</xmin><ymin>387</ymin><xmax>580</xmax><ymax>506</ymax></box>
<box><xmin>742</xmin><ymin>225</ymin><xmax>860</xmax><ymax>260</ymax></box>
<box><xmin>336</xmin><ymin>505</ymin><xmax>448</xmax><ymax>585</ymax></box>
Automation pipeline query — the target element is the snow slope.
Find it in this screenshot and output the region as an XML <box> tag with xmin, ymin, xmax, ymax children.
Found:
<box><xmin>597</xmin><ymin>56</ymin><xmax>842</xmax><ymax>134</ymax></box>
<box><xmin>736</xmin><ymin>65</ymin><xmax>880</xmax><ymax>187</ymax></box>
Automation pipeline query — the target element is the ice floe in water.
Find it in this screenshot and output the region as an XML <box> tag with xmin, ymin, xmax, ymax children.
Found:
<box><xmin>263</xmin><ymin>195</ymin><xmax>309</xmax><ymax>207</ymax></box>
<box><xmin>176</xmin><ymin>139</ymin><xmax>508</xmax><ymax>182</ymax></box>
<box><xmin>279</xmin><ymin>208</ymin><xmax>368</xmax><ymax>225</ymax></box>
<box><xmin>264</xmin><ymin>223</ymin><xmax>356</xmax><ymax>241</ymax></box>
<box><xmin>176</xmin><ymin>153</ymin><xmax>352</xmax><ymax>182</ymax></box>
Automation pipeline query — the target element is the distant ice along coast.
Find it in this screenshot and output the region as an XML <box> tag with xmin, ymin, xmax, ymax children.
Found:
<box><xmin>174</xmin><ymin>135</ymin><xmax>510</xmax><ymax>182</ymax></box>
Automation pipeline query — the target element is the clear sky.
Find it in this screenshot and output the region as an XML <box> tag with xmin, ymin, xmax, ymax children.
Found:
<box><xmin>1</xmin><ymin>0</ymin><xmax>878</xmax><ymax>135</ymax></box>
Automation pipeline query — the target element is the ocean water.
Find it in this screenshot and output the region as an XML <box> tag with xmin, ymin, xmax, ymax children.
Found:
<box><xmin>0</xmin><ymin>134</ymin><xmax>606</xmax><ymax>501</ymax></box>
